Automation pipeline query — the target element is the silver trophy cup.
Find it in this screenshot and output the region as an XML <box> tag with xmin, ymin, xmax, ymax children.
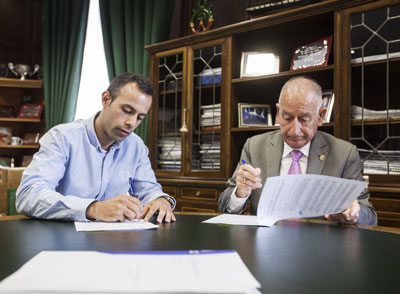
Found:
<box><xmin>8</xmin><ymin>63</ymin><xmax>40</xmax><ymax>80</ymax></box>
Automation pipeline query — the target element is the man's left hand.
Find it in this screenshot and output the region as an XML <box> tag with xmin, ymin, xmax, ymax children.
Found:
<box><xmin>141</xmin><ymin>198</ymin><xmax>176</xmax><ymax>223</ymax></box>
<box><xmin>325</xmin><ymin>200</ymin><xmax>360</xmax><ymax>224</ymax></box>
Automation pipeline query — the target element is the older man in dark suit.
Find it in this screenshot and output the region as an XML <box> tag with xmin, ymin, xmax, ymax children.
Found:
<box><xmin>219</xmin><ymin>76</ymin><xmax>377</xmax><ymax>225</ymax></box>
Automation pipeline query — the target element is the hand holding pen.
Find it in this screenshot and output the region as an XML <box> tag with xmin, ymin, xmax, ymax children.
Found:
<box><xmin>235</xmin><ymin>159</ymin><xmax>262</xmax><ymax>198</ymax></box>
<box><xmin>85</xmin><ymin>178</ymin><xmax>143</xmax><ymax>222</ymax></box>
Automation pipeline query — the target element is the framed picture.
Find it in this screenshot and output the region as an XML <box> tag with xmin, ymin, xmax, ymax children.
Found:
<box><xmin>17</xmin><ymin>103</ymin><xmax>44</xmax><ymax>119</ymax></box>
<box><xmin>23</xmin><ymin>132</ymin><xmax>41</xmax><ymax>145</ymax></box>
<box><xmin>0</xmin><ymin>105</ymin><xmax>15</xmax><ymax>117</ymax></box>
<box><xmin>240</xmin><ymin>52</ymin><xmax>280</xmax><ymax>78</ymax></box>
<box><xmin>322</xmin><ymin>90</ymin><xmax>334</xmax><ymax>123</ymax></box>
<box><xmin>238</xmin><ymin>103</ymin><xmax>273</xmax><ymax>127</ymax></box>
<box><xmin>290</xmin><ymin>36</ymin><xmax>333</xmax><ymax>71</ymax></box>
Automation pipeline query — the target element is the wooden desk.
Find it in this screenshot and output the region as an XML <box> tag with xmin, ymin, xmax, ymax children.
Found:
<box><xmin>0</xmin><ymin>215</ymin><xmax>399</xmax><ymax>293</ymax></box>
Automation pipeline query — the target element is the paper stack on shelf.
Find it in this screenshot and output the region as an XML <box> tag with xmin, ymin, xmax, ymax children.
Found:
<box><xmin>200</xmin><ymin>103</ymin><xmax>221</xmax><ymax>130</ymax></box>
<box><xmin>199</xmin><ymin>134</ymin><xmax>220</xmax><ymax>170</ymax></box>
<box><xmin>197</xmin><ymin>67</ymin><xmax>222</xmax><ymax>85</ymax></box>
<box><xmin>157</xmin><ymin>137</ymin><xmax>181</xmax><ymax>170</ymax></box>
<box><xmin>351</xmin><ymin>105</ymin><xmax>400</xmax><ymax>120</ymax></box>
<box><xmin>359</xmin><ymin>148</ymin><xmax>400</xmax><ymax>174</ymax></box>
<box><xmin>351</xmin><ymin>52</ymin><xmax>400</xmax><ymax>64</ymax></box>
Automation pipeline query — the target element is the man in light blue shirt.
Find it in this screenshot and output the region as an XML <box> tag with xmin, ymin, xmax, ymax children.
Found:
<box><xmin>16</xmin><ymin>72</ymin><xmax>176</xmax><ymax>223</ymax></box>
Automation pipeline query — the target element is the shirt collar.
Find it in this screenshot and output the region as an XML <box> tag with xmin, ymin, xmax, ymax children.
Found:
<box><xmin>282</xmin><ymin>141</ymin><xmax>310</xmax><ymax>159</ymax></box>
<box><xmin>84</xmin><ymin>112</ymin><xmax>122</xmax><ymax>153</ymax></box>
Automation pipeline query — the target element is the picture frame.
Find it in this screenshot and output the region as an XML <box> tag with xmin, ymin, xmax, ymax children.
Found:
<box><xmin>290</xmin><ymin>36</ymin><xmax>333</xmax><ymax>71</ymax></box>
<box><xmin>238</xmin><ymin>103</ymin><xmax>273</xmax><ymax>127</ymax></box>
<box><xmin>17</xmin><ymin>103</ymin><xmax>44</xmax><ymax>119</ymax></box>
<box><xmin>0</xmin><ymin>105</ymin><xmax>15</xmax><ymax>118</ymax></box>
<box><xmin>322</xmin><ymin>90</ymin><xmax>334</xmax><ymax>123</ymax></box>
<box><xmin>240</xmin><ymin>52</ymin><xmax>280</xmax><ymax>78</ymax></box>
<box><xmin>23</xmin><ymin>132</ymin><xmax>40</xmax><ymax>145</ymax></box>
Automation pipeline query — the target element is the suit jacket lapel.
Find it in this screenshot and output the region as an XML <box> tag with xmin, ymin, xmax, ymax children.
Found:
<box><xmin>266</xmin><ymin>131</ymin><xmax>283</xmax><ymax>178</ymax></box>
<box><xmin>306</xmin><ymin>131</ymin><xmax>329</xmax><ymax>174</ymax></box>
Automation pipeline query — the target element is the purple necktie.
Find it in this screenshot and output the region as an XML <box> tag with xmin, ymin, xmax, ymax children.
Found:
<box><xmin>288</xmin><ymin>150</ymin><xmax>302</xmax><ymax>175</ymax></box>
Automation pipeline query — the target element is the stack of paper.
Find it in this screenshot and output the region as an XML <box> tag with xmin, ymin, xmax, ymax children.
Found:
<box><xmin>351</xmin><ymin>105</ymin><xmax>400</xmax><ymax>120</ymax></box>
<box><xmin>157</xmin><ymin>137</ymin><xmax>181</xmax><ymax>170</ymax></box>
<box><xmin>359</xmin><ymin>148</ymin><xmax>400</xmax><ymax>174</ymax></box>
<box><xmin>74</xmin><ymin>219</ymin><xmax>159</xmax><ymax>232</ymax></box>
<box><xmin>0</xmin><ymin>250</ymin><xmax>261</xmax><ymax>293</ymax></box>
<box><xmin>204</xmin><ymin>174</ymin><xmax>367</xmax><ymax>226</ymax></box>
<box><xmin>200</xmin><ymin>103</ymin><xmax>221</xmax><ymax>128</ymax></box>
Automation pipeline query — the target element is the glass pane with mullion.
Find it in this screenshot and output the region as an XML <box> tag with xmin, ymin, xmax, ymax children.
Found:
<box><xmin>157</xmin><ymin>53</ymin><xmax>183</xmax><ymax>171</ymax></box>
<box><xmin>191</xmin><ymin>44</ymin><xmax>222</xmax><ymax>171</ymax></box>
<box><xmin>350</xmin><ymin>4</ymin><xmax>400</xmax><ymax>175</ymax></box>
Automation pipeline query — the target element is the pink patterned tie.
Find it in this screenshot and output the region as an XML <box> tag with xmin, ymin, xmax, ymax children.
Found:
<box><xmin>288</xmin><ymin>150</ymin><xmax>302</xmax><ymax>175</ymax></box>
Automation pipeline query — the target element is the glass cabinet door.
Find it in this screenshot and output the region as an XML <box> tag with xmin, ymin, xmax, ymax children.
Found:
<box><xmin>188</xmin><ymin>41</ymin><xmax>225</xmax><ymax>175</ymax></box>
<box><xmin>348</xmin><ymin>2</ymin><xmax>400</xmax><ymax>175</ymax></box>
<box><xmin>155</xmin><ymin>49</ymin><xmax>186</xmax><ymax>173</ymax></box>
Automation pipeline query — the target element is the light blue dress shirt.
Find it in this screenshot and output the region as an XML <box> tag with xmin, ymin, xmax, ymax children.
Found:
<box><xmin>16</xmin><ymin>114</ymin><xmax>169</xmax><ymax>221</ymax></box>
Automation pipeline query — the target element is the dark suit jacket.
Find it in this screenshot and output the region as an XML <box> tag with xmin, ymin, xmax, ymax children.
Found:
<box><xmin>219</xmin><ymin>130</ymin><xmax>377</xmax><ymax>225</ymax></box>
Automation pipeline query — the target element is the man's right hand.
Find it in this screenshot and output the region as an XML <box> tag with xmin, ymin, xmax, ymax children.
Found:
<box><xmin>235</xmin><ymin>163</ymin><xmax>262</xmax><ymax>198</ymax></box>
<box><xmin>86</xmin><ymin>195</ymin><xmax>143</xmax><ymax>222</ymax></box>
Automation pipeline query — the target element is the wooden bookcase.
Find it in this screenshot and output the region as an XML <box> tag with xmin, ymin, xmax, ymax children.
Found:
<box><xmin>146</xmin><ymin>0</ymin><xmax>400</xmax><ymax>226</ymax></box>
<box><xmin>0</xmin><ymin>78</ymin><xmax>44</xmax><ymax>167</ymax></box>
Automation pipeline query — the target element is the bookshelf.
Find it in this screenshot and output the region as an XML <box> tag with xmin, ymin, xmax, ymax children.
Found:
<box><xmin>145</xmin><ymin>0</ymin><xmax>400</xmax><ymax>226</ymax></box>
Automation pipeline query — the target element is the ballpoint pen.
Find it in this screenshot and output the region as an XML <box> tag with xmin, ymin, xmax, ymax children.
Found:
<box><xmin>128</xmin><ymin>177</ymin><xmax>138</xmax><ymax>198</ymax></box>
<box><xmin>241</xmin><ymin>159</ymin><xmax>247</xmax><ymax>165</ymax></box>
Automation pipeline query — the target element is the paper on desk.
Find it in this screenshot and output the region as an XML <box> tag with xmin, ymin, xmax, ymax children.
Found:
<box><xmin>74</xmin><ymin>219</ymin><xmax>158</xmax><ymax>231</ymax></box>
<box><xmin>257</xmin><ymin>174</ymin><xmax>367</xmax><ymax>226</ymax></box>
<box><xmin>0</xmin><ymin>250</ymin><xmax>261</xmax><ymax>294</ymax></box>
<box><xmin>203</xmin><ymin>214</ymin><xmax>268</xmax><ymax>227</ymax></box>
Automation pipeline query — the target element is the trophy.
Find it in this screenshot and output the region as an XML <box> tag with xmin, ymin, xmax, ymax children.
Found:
<box><xmin>8</xmin><ymin>63</ymin><xmax>40</xmax><ymax>80</ymax></box>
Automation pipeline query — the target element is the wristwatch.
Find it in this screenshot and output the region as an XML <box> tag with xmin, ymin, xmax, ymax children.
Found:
<box><xmin>161</xmin><ymin>195</ymin><xmax>176</xmax><ymax>209</ymax></box>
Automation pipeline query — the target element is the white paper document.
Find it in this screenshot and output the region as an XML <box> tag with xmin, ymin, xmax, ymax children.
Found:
<box><xmin>74</xmin><ymin>219</ymin><xmax>158</xmax><ymax>231</ymax></box>
<box><xmin>203</xmin><ymin>214</ymin><xmax>268</xmax><ymax>227</ymax></box>
<box><xmin>0</xmin><ymin>250</ymin><xmax>261</xmax><ymax>294</ymax></box>
<box><xmin>257</xmin><ymin>174</ymin><xmax>367</xmax><ymax>226</ymax></box>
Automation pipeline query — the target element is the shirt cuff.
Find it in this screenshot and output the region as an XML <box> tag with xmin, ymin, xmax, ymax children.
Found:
<box><xmin>227</xmin><ymin>187</ymin><xmax>250</xmax><ymax>213</ymax></box>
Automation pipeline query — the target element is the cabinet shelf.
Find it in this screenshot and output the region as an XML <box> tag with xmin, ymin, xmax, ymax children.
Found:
<box><xmin>232</xmin><ymin>65</ymin><xmax>334</xmax><ymax>84</ymax></box>
<box><xmin>0</xmin><ymin>78</ymin><xmax>42</xmax><ymax>89</ymax></box>
<box><xmin>351</xmin><ymin>56</ymin><xmax>400</xmax><ymax>68</ymax></box>
<box><xmin>352</xmin><ymin>117</ymin><xmax>400</xmax><ymax>126</ymax></box>
<box><xmin>231</xmin><ymin>126</ymin><xmax>279</xmax><ymax>132</ymax></box>
<box><xmin>159</xmin><ymin>88</ymin><xmax>182</xmax><ymax>95</ymax></box>
<box><xmin>159</xmin><ymin>83</ymin><xmax>221</xmax><ymax>95</ymax></box>
<box><xmin>0</xmin><ymin>145</ymin><xmax>39</xmax><ymax>149</ymax></box>
<box><xmin>0</xmin><ymin>118</ymin><xmax>42</xmax><ymax>123</ymax></box>
<box><xmin>231</xmin><ymin>122</ymin><xmax>333</xmax><ymax>132</ymax></box>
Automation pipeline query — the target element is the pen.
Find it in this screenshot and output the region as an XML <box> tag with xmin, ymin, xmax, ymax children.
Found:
<box><xmin>128</xmin><ymin>177</ymin><xmax>138</xmax><ymax>198</ymax></box>
<box><xmin>241</xmin><ymin>159</ymin><xmax>247</xmax><ymax>165</ymax></box>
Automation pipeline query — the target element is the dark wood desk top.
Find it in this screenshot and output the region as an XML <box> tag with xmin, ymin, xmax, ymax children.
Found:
<box><xmin>0</xmin><ymin>214</ymin><xmax>399</xmax><ymax>293</ymax></box>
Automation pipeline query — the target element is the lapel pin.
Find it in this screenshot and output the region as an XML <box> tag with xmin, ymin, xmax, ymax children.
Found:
<box><xmin>319</xmin><ymin>155</ymin><xmax>325</xmax><ymax>161</ymax></box>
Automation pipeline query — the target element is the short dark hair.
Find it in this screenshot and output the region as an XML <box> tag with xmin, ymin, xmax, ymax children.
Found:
<box><xmin>107</xmin><ymin>72</ymin><xmax>153</xmax><ymax>101</ymax></box>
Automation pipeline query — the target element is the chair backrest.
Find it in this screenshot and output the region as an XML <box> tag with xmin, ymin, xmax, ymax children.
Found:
<box><xmin>0</xmin><ymin>168</ymin><xmax>25</xmax><ymax>215</ymax></box>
